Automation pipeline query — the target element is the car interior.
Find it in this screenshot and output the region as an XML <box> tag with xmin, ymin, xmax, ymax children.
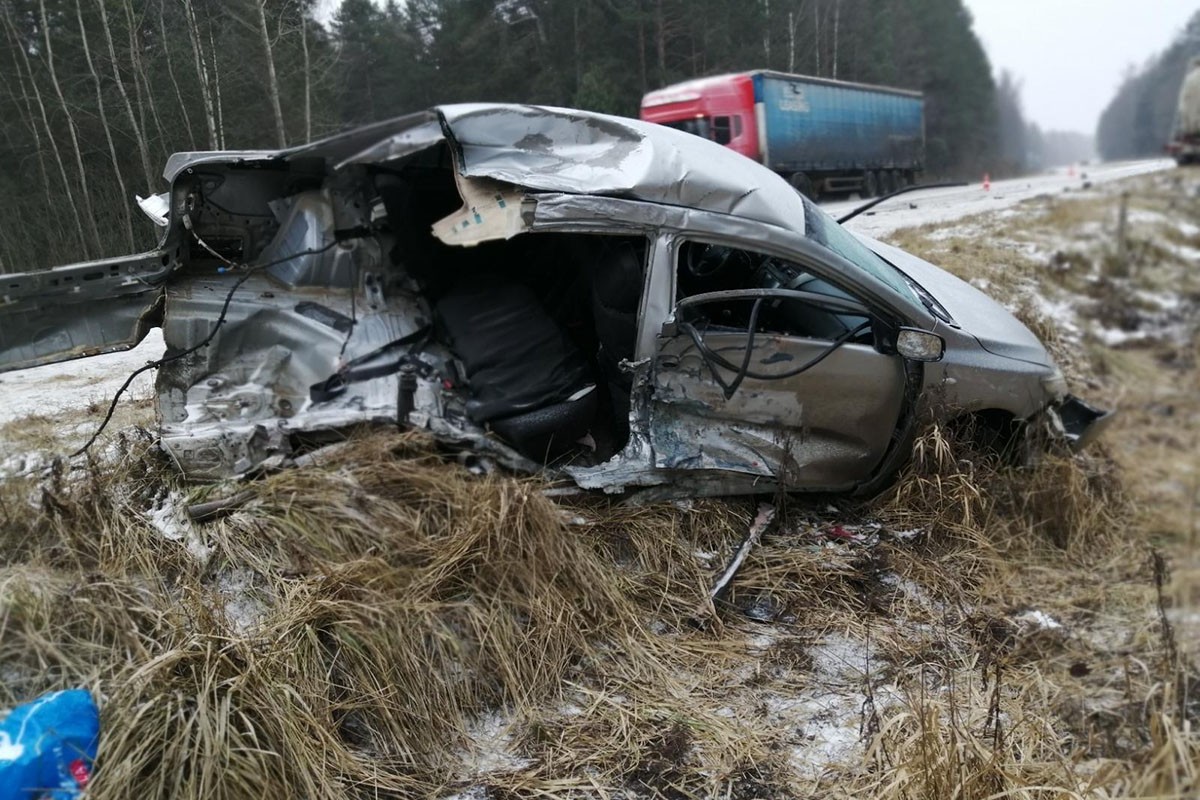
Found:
<box><xmin>675</xmin><ymin>241</ymin><xmax>871</xmax><ymax>341</ymax></box>
<box><xmin>374</xmin><ymin>149</ymin><xmax>646</xmax><ymax>465</ymax></box>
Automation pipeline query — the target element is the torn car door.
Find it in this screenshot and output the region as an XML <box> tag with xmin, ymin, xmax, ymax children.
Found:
<box><xmin>649</xmin><ymin>283</ymin><xmax>908</xmax><ymax>492</ymax></box>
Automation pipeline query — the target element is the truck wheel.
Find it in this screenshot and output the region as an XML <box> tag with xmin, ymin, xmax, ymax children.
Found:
<box><xmin>864</xmin><ymin>171</ymin><xmax>879</xmax><ymax>197</ymax></box>
<box><xmin>789</xmin><ymin>172</ymin><xmax>816</xmax><ymax>198</ymax></box>
<box><xmin>881</xmin><ymin>171</ymin><xmax>896</xmax><ymax>196</ymax></box>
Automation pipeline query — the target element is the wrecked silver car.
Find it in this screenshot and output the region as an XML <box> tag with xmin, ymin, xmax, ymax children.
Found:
<box><xmin>0</xmin><ymin>104</ymin><xmax>1110</xmax><ymax>496</ymax></box>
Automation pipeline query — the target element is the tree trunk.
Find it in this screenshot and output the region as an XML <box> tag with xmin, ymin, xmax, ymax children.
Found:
<box><xmin>122</xmin><ymin>0</ymin><xmax>167</xmax><ymax>169</ymax></box>
<box><xmin>832</xmin><ymin>0</ymin><xmax>840</xmax><ymax>79</ymax></box>
<box><xmin>4</xmin><ymin>8</ymin><xmax>91</xmax><ymax>258</ymax></box>
<box><xmin>208</xmin><ymin>25</ymin><xmax>226</xmax><ymax>148</ymax></box>
<box><xmin>5</xmin><ymin>23</ymin><xmax>56</xmax><ymax>222</ymax></box>
<box><xmin>38</xmin><ymin>0</ymin><xmax>104</xmax><ymax>256</ymax></box>
<box><xmin>300</xmin><ymin>9</ymin><xmax>311</xmax><ymax>141</ymax></box>
<box><xmin>160</xmin><ymin>0</ymin><xmax>196</xmax><ymax>149</ymax></box>
<box><xmin>787</xmin><ymin>10</ymin><xmax>795</xmax><ymax>72</ymax></box>
<box><xmin>654</xmin><ymin>0</ymin><xmax>665</xmax><ymax>84</ymax></box>
<box><xmin>97</xmin><ymin>0</ymin><xmax>156</xmax><ymax>193</ymax></box>
<box><xmin>813</xmin><ymin>0</ymin><xmax>820</xmax><ymax>75</ymax></box>
<box><xmin>762</xmin><ymin>0</ymin><xmax>769</xmax><ymax>65</ymax></box>
<box><xmin>183</xmin><ymin>0</ymin><xmax>219</xmax><ymax>149</ymax></box>
<box><xmin>256</xmin><ymin>0</ymin><xmax>287</xmax><ymax>148</ymax></box>
<box><xmin>636</xmin><ymin>0</ymin><xmax>647</xmax><ymax>92</ymax></box>
<box><xmin>77</xmin><ymin>0</ymin><xmax>135</xmax><ymax>250</ymax></box>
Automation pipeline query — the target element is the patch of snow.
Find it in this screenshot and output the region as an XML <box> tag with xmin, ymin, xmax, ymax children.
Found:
<box><xmin>146</xmin><ymin>491</ymin><xmax>212</xmax><ymax>563</ymax></box>
<box><xmin>764</xmin><ymin>632</ymin><xmax>897</xmax><ymax>780</ymax></box>
<box><xmin>1095</xmin><ymin>327</ymin><xmax>1155</xmax><ymax>347</ymax></box>
<box><xmin>880</xmin><ymin>571</ymin><xmax>939</xmax><ymax>612</ymax></box>
<box><xmin>215</xmin><ymin>569</ymin><xmax>269</xmax><ymax>635</ymax></box>
<box><xmin>1013</xmin><ymin>609</ymin><xmax>1062</xmax><ymax>631</ymax></box>
<box><xmin>457</xmin><ymin>710</ymin><xmax>532</xmax><ymax>778</ymax></box>
<box><xmin>747</xmin><ymin>627</ymin><xmax>782</xmax><ymax>653</ymax></box>
<box><xmin>0</xmin><ymin>731</ymin><xmax>24</xmax><ymax>761</ymax></box>
<box><xmin>0</xmin><ymin>329</ymin><xmax>164</xmax><ymax>426</ymax></box>
<box><xmin>889</xmin><ymin>528</ymin><xmax>923</xmax><ymax>541</ymax></box>
<box><xmin>437</xmin><ymin>788</ymin><xmax>488</xmax><ymax>800</ymax></box>
<box><xmin>1133</xmin><ymin>290</ymin><xmax>1183</xmax><ymax>311</ymax></box>
<box><xmin>0</xmin><ymin>451</ymin><xmax>54</xmax><ymax>479</ymax></box>
<box><xmin>1176</xmin><ymin>220</ymin><xmax>1200</xmax><ymax>239</ymax></box>
<box><xmin>1160</xmin><ymin>239</ymin><xmax>1200</xmax><ymax>263</ymax></box>
<box><xmin>1129</xmin><ymin>209</ymin><xmax>1169</xmax><ymax>227</ymax></box>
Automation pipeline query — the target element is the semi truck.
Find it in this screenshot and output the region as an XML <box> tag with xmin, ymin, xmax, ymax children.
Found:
<box><xmin>640</xmin><ymin>70</ymin><xmax>925</xmax><ymax>198</ymax></box>
<box><xmin>1168</xmin><ymin>57</ymin><xmax>1200</xmax><ymax>165</ymax></box>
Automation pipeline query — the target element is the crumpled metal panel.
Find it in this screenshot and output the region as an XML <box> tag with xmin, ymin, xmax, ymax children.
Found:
<box><xmin>0</xmin><ymin>250</ymin><xmax>169</xmax><ymax>372</ymax></box>
<box><xmin>649</xmin><ymin>335</ymin><xmax>905</xmax><ymax>487</ymax></box>
<box><xmin>437</xmin><ymin>104</ymin><xmax>808</xmax><ymax>234</ymax></box>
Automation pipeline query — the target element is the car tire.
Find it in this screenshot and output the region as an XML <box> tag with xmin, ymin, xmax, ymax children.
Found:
<box><xmin>864</xmin><ymin>170</ymin><xmax>879</xmax><ymax>197</ymax></box>
<box><xmin>789</xmin><ymin>171</ymin><xmax>816</xmax><ymax>199</ymax></box>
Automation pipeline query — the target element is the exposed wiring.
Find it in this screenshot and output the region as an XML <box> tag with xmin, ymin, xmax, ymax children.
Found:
<box><xmin>677</xmin><ymin>314</ymin><xmax>871</xmax><ymax>400</ymax></box>
<box><xmin>836</xmin><ymin>181</ymin><xmax>968</xmax><ymax>225</ymax></box>
<box><xmin>337</xmin><ymin>259</ymin><xmax>359</xmax><ymax>363</ymax></box>
<box><xmin>70</xmin><ymin>235</ymin><xmax>344</xmax><ymax>459</ymax></box>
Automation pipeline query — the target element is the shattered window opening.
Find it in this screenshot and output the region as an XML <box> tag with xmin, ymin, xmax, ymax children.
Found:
<box><xmin>675</xmin><ymin>241</ymin><xmax>872</xmax><ymax>342</ymax></box>
<box><xmin>801</xmin><ymin>198</ymin><xmax>916</xmax><ymax>302</ymax></box>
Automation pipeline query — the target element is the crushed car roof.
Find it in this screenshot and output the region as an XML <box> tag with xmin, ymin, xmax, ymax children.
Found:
<box><xmin>163</xmin><ymin>104</ymin><xmax>809</xmax><ymax>235</ymax></box>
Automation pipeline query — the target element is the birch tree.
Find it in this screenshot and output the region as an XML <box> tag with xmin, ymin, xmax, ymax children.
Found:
<box><xmin>255</xmin><ymin>0</ymin><xmax>287</xmax><ymax>147</ymax></box>
<box><xmin>38</xmin><ymin>0</ymin><xmax>104</xmax><ymax>255</ymax></box>
<box><xmin>77</xmin><ymin>0</ymin><xmax>135</xmax><ymax>249</ymax></box>
<box><xmin>183</xmin><ymin>0</ymin><xmax>219</xmax><ymax>149</ymax></box>
<box><xmin>98</xmin><ymin>0</ymin><xmax>156</xmax><ymax>192</ymax></box>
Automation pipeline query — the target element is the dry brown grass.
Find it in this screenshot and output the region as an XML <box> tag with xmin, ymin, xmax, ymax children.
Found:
<box><xmin>2</xmin><ymin>170</ymin><xmax>1199</xmax><ymax>798</ymax></box>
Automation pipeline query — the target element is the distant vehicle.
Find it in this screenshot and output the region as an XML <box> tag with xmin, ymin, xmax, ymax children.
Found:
<box><xmin>0</xmin><ymin>105</ymin><xmax>1107</xmax><ymax>498</ymax></box>
<box><xmin>640</xmin><ymin>70</ymin><xmax>925</xmax><ymax>198</ymax></box>
<box><xmin>1168</xmin><ymin>56</ymin><xmax>1200</xmax><ymax>165</ymax></box>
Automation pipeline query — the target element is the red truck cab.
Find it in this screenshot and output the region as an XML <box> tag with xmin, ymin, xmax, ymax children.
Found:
<box><xmin>639</xmin><ymin>73</ymin><xmax>760</xmax><ymax>162</ymax></box>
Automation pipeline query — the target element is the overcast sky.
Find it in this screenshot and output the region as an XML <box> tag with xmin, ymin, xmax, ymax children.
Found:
<box><xmin>963</xmin><ymin>0</ymin><xmax>1198</xmax><ymax>135</ymax></box>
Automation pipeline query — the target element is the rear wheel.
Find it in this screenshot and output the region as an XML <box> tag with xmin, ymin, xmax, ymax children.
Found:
<box><xmin>863</xmin><ymin>170</ymin><xmax>879</xmax><ymax>198</ymax></box>
<box><xmin>788</xmin><ymin>171</ymin><xmax>816</xmax><ymax>199</ymax></box>
<box><xmin>881</xmin><ymin>170</ymin><xmax>896</xmax><ymax>196</ymax></box>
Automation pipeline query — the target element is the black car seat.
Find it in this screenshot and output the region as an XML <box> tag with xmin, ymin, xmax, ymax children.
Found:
<box><xmin>435</xmin><ymin>271</ymin><xmax>597</xmax><ymax>461</ymax></box>
<box><xmin>587</xmin><ymin>239</ymin><xmax>644</xmax><ymax>446</ymax></box>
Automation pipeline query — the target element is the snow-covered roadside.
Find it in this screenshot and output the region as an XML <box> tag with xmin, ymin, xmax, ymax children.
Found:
<box><xmin>825</xmin><ymin>158</ymin><xmax>1172</xmax><ymax>238</ymax></box>
<box><xmin>0</xmin><ymin>330</ymin><xmax>165</xmax><ymax>426</ymax></box>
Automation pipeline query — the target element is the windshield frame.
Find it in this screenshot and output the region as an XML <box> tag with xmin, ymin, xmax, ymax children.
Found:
<box><xmin>801</xmin><ymin>197</ymin><xmax>917</xmax><ymax>303</ymax></box>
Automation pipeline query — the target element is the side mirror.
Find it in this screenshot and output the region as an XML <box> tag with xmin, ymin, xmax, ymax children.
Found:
<box><xmin>896</xmin><ymin>328</ymin><xmax>945</xmax><ymax>362</ymax></box>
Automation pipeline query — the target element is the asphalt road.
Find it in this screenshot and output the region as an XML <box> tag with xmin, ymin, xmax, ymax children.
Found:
<box><xmin>822</xmin><ymin>159</ymin><xmax>1175</xmax><ymax>237</ymax></box>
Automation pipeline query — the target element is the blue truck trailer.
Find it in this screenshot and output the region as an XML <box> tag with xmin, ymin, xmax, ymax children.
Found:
<box><xmin>641</xmin><ymin>70</ymin><xmax>925</xmax><ymax>197</ymax></box>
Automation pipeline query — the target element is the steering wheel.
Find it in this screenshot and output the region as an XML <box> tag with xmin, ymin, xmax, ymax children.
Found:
<box><xmin>685</xmin><ymin>244</ymin><xmax>749</xmax><ymax>278</ymax></box>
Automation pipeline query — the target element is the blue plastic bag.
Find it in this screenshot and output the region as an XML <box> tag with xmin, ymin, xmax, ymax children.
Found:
<box><xmin>0</xmin><ymin>689</ymin><xmax>98</xmax><ymax>800</ymax></box>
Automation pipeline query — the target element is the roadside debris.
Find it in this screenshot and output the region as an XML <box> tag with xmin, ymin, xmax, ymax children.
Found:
<box><xmin>705</xmin><ymin>503</ymin><xmax>779</xmax><ymax>614</ymax></box>
<box><xmin>0</xmin><ymin>689</ymin><xmax>99</xmax><ymax>800</ymax></box>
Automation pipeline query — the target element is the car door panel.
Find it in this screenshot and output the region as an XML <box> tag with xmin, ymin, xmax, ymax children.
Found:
<box><xmin>650</xmin><ymin>331</ymin><xmax>905</xmax><ymax>487</ymax></box>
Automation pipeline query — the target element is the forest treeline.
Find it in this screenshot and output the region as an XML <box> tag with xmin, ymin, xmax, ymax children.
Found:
<box><xmin>1097</xmin><ymin>9</ymin><xmax>1200</xmax><ymax>160</ymax></box>
<box><xmin>0</xmin><ymin>0</ymin><xmax>1047</xmax><ymax>272</ymax></box>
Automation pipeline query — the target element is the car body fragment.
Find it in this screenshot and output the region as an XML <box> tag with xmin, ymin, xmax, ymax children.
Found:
<box><xmin>0</xmin><ymin>104</ymin><xmax>1111</xmax><ymax>496</ymax></box>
